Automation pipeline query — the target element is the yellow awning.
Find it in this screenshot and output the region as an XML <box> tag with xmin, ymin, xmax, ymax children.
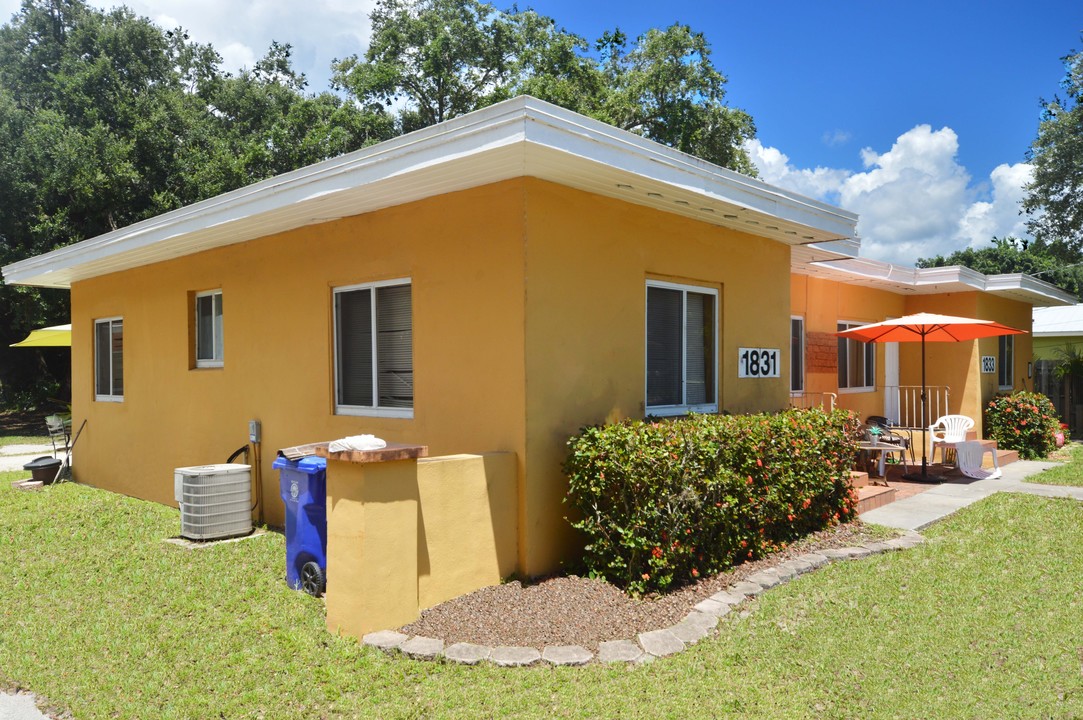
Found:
<box><xmin>10</xmin><ymin>324</ymin><xmax>71</xmax><ymax>347</ymax></box>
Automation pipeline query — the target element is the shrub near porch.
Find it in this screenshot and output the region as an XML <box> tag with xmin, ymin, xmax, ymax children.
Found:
<box><xmin>985</xmin><ymin>390</ymin><xmax>1061</xmax><ymax>460</ymax></box>
<box><xmin>564</xmin><ymin>408</ymin><xmax>860</xmax><ymax>596</ymax></box>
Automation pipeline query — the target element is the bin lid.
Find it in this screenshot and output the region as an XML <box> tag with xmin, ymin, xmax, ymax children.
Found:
<box><xmin>272</xmin><ymin>455</ymin><xmax>326</xmax><ymax>472</ymax></box>
<box><xmin>23</xmin><ymin>455</ymin><xmax>62</xmax><ymax>470</ymax></box>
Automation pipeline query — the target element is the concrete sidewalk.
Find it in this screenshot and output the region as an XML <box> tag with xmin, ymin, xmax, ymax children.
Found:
<box><xmin>860</xmin><ymin>459</ymin><xmax>1083</xmax><ymax>530</ymax></box>
<box><xmin>0</xmin><ymin>444</ymin><xmax>60</xmax><ymax>473</ymax></box>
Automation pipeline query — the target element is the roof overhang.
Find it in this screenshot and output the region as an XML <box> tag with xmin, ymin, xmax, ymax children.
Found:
<box><xmin>3</xmin><ymin>95</ymin><xmax>858</xmax><ymax>289</ymax></box>
<box><xmin>1033</xmin><ymin>304</ymin><xmax>1083</xmax><ymax>336</ymax></box>
<box><xmin>792</xmin><ymin>257</ymin><xmax>1077</xmax><ymax>307</ymax></box>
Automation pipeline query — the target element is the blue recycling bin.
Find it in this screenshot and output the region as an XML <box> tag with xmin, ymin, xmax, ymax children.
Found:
<box><xmin>274</xmin><ymin>455</ymin><xmax>328</xmax><ymax>596</ymax></box>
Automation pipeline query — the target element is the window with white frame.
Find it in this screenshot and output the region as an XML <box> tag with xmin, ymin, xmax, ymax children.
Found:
<box><xmin>94</xmin><ymin>317</ymin><xmax>124</xmax><ymax>401</ymax></box>
<box><xmin>791</xmin><ymin>316</ymin><xmax>805</xmax><ymax>393</ymax></box>
<box><xmin>998</xmin><ymin>334</ymin><xmax>1014</xmax><ymax>390</ymax></box>
<box><xmin>645</xmin><ymin>280</ymin><xmax>717</xmax><ymax>415</ymax></box>
<box><xmin>837</xmin><ymin>321</ymin><xmax>874</xmax><ymax>391</ymax></box>
<box><xmin>334</xmin><ymin>279</ymin><xmax>413</xmax><ymax>417</ymax></box>
<box><xmin>195</xmin><ymin>290</ymin><xmax>223</xmax><ymax>367</ymax></box>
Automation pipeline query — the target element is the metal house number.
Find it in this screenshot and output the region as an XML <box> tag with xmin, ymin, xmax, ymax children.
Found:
<box><xmin>738</xmin><ymin>348</ymin><xmax>781</xmax><ymax>378</ymax></box>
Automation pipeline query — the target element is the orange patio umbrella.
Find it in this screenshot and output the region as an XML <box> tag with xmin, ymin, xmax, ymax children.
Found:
<box><xmin>837</xmin><ymin>312</ymin><xmax>1025</xmax><ymax>483</ymax></box>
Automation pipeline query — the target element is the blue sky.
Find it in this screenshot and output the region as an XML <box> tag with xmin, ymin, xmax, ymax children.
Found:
<box><xmin>1</xmin><ymin>0</ymin><xmax>1079</xmax><ymax>264</ymax></box>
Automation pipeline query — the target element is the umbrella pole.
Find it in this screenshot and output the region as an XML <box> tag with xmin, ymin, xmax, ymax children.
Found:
<box><xmin>904</xmin><ymin>332</ymin><xmax>942</xmax><ymax>483</ymax></box>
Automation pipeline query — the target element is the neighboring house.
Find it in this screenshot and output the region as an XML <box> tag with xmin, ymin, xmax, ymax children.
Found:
<box><xmin>1033</xmin><ymin>304</ymin><xmax>1083</xmax><ymax>429</ymax></box>
<box><xmin>2</xmin><ymin>96</ymin><xmax>1074</xmax><ymax>581</ymax></box>
<box><xmin>792</xmin><ymin>260</ymin><xmax>1073</xmax><ymax>438</ymax></box>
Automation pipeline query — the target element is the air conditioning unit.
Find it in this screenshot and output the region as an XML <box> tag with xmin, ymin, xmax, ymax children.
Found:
<box><xmin>174</xmin><ymin>463</ymin><xmax>253</xmax><ymax>541</ymax></box>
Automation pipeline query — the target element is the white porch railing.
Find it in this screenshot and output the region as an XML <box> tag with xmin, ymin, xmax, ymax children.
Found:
<box><xmin>882</xmin><ymin>385</ymin><xmax>950</xmax><ymax>429</ymax></box>
<box><xmin>789</xmin><ymin>392</ymin><xmax>837</xmax><ymax>412</ymax></box>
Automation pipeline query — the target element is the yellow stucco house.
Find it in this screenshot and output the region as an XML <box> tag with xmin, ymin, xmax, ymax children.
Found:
<box><xmin>791</xmin><ymin>259</ymin><xmax>1073</xmax><ymax>437</ymax></box>
<box><xmin>3</xmin><ymin>96</ymin><xmax>1074</xmax><ymax>606</ymax></box>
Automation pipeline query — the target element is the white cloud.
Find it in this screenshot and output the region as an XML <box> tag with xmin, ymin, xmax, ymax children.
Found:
<box><xmin>821</xmin><ymin>129</ymin><xmax>851</xmax><ymax>147</ymax></box>
<box><xmin>745</xmin><ymin>139</ymin><xmax>850</xmax><ymax>201</ymax></box>
<box><xmin>747</xmin><ymin>126</ymin><xmax>1034</xmax><ymax>265</ymax></box>
<box><xmin>956</xmin><ymin>162</ymin><xmax>1032</xmax><ymax>250</ymax></box>
<box><xmin>0</xmin><ymin>0</ymin><xmax>376</xmax><ymax>89</ymax></box>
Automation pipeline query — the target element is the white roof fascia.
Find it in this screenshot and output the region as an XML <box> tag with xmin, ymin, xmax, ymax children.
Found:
<box><xmin>984</xmin><ymin>273</ymin><xmax>1078</xmax><ymax>307</ymax></box>
<box><xmin>2</xmin><ymin>96</ymin><xmax>858</xmax><ymax>289</ymax></box>
<box><xmin>804</xmin><ymin>259</ymin><xmax>1076</xmax><ymax>306</ymax></box>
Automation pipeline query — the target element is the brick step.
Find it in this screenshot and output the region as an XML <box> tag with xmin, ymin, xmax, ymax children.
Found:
<box><xmin>849</xmin><ymin>470</ymin><xmax>870</xmax><ymax>489</ymax></box>
<box><xmin>856</xmin><ymin>485</ymin><xmax>896</xmax><ymax>514</ymax></box>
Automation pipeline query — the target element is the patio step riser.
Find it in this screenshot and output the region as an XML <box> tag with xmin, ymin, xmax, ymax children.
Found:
<box><xmin>855</xmin><ymin>486</ymin><xmax>896</xmax><ymax>514</ymax></box>
<box><xmin>848</xmin><ymin>471</ymin><xmax>870</xmax><ymax>489</ymax></box>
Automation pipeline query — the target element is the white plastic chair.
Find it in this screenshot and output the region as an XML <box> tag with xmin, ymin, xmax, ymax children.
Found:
<box><xmin>955</xmin><ymin>440</ymin><xmax>1001</xmax><ymax>480</ymax></box>
<box><xmin>929</xmin><ymin>414</ymin><xmax>974</xmax><ymax>465</ymax></box>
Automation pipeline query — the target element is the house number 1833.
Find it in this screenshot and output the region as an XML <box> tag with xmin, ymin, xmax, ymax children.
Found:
<box><xmin>738</xmin><ymin>348</ymin><xmax>780</xmax><ymax>378</ymax></box>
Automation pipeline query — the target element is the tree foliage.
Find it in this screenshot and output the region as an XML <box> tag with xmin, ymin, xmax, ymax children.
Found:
<box><xmin>0</xmin><ymin>0</ymin><xmax>757</xmax><ymax>406</ymax></box>
<box><xmin>334</xmin><ymin>0</ymin><xmax>757</xmax><ymax>171</ymax></box>
<box><xmin>1023</xmin><ymin>45</ymin><xmax>1083</xmax><ymax>252</ymax></box>
<box><xmin>0</xmin><ymin>0</ymin><xmax>393</xmax><ymax>406</ymax></box>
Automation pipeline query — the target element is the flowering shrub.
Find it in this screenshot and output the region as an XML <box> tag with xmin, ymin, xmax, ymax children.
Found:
<box><xmin>985</xmin><ymin>391</ymin><xmax>1060</xmax><ymax>460</ymax></box>
<box><xmin>563</xmin><ymin>408</ymin><xmax>860</xmax><ymax>595</ymax></box>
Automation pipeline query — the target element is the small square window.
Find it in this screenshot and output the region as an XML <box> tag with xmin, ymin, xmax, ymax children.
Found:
<box><xmin>95</xmin><ymin>317</ymin><xmax>123</xmax><ymax>401</ymax></box>
<box><xmin>195</xmin><ymin>290</ymin><xmax>223</xmax><ymax>367</ymax></box>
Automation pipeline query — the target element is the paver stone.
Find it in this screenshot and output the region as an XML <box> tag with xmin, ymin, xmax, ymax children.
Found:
<box><xmin>542</xmin><ymin>645</ymin><xmax>593</xmax><ymax>666</ymax></box>
<box><xmin>637</xmin><ymin>629</ymin><xmax>685</xmax><ymax>657</ymax></box>
<box><xmin>444</xmin><ymin>642</ymin><xmax>491</xmax><ymax>665</ymax></box>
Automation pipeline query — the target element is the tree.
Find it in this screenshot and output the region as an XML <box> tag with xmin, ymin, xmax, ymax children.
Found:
<box><xmin>1023</xmin><ymin>45</ymin><xmax>1083</xmax><ymax>253</ymax></box>
<box><xmin>334</xmin><ymin>0</ymin><xmax>757</xmax><ymax>173</ymax></box>
<box><xmin>0</xmin><ymin>0</ymin><xmax>392</xmax><ymax>406</ymax></box>
<box><xmin>917</xmin><ymin>236</ymin><xmax>1083</xmax><ymax>297</ymax></box>
<box><xmin>332</xmin><ymin>0</ymin><xmax>526</xmax><ymax>128</ymax></box>
<box><xmin>589</xmin><ymin>25</ymin><xmax>756</xmax><ymax>173</ymax></box>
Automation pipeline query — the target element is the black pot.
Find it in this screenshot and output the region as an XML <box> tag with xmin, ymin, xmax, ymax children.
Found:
<box><xmin>23</xmin><ymin>456</ymin><xmax>62</xmax><ymax>485</ymax></box>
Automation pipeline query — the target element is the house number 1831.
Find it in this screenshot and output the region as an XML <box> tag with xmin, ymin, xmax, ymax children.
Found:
<box><xmin>738</xmin><ymin>348</ymin><xmax>780</xmax><ymax>378</ymax></box>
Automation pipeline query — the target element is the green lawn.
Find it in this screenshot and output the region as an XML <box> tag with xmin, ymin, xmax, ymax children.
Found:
<box><xmin>1030</xmin><ymin>442</ymin><xmax>1083</xmax><ymax>487</ymax></box>
<box><xmin>1</xmin><ymin>482</ymin><xmax>1082</xmax><ymax>719</ymax></box>
<box><xmin>0</xmin><ymin>435</ymin><xmax>50</xmax><ymax>448</ymax></box>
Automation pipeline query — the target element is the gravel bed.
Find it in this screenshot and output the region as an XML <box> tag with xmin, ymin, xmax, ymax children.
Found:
<box><xmin>400</xmin><ymin>522</ymin><xmax>892</xmax><ymax>651</ymax></box>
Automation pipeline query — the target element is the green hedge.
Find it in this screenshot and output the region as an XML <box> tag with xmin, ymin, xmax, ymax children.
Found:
<box><xmin>985</xmin><ymin>391</ymin><xmax>1060</xmax><ymax>460</ymax></box>
<box><xmin>563</xmin><ymin>408</ymin><xmax>861</xmax><ymax>595</ymax></box>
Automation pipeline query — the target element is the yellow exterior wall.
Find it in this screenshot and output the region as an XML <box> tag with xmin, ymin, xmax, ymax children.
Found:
<box><xmin>71</xmin><ymin>180</ymin><xmax>530</xmax><ymax>532</ymax></box>
<box><xmin>325</xmin><ymin>458</ymin><xmax>420</xmax><ymax>637</ymax></box>
<box><xmin>790</xmin><ymin>278</ymin><xmax>1036</xmax><ymax>440</ymax></box>
<box><xmin>416</xmin><ymin>453</ymin><xmax>517</xmax><ymax>609</ymax></box>
<box><xmin>790</xmin><ymin>274</ymin><xmax>906</xmax><ymax>421</ymax></box>
<box><xmin>323</xmin><ymin>451</ymin><xmax>517</xmax><ymax>637</ymax></box>
<box><xmin>522</xmin><ymin>179</ymin><xmax>792</xmax><ymax>574</ymax></box>
<box><xmin>70</xmin><ymin>177</ymin><xmax>794</xmax><ymax>579</ymax></box>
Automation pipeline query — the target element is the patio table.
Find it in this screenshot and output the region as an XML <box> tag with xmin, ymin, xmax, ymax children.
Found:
<box><xmin>857</xmin><ymin>441</ymin><xmax>910</xmax><ymax>479</ymax></box>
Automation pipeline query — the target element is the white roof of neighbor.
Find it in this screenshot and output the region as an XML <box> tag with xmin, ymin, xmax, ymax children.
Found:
<box><xmin>1034</xmin><ymin>304</ymin><xmax>1083</xmax><ymax>336</ymax></box>
<box><xmin>2</xmin><ymin>95</ymin><xmax>859</xmax><ymax>289</ymax></box>
<box><xmin>791</xmin><ymin>255</ymin><xmax>1077</xmax><ymax>308</ymax></box>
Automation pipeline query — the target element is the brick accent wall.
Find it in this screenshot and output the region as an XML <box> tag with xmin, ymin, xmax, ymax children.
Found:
<box><xmin>807</xmin><ymin>332</ymin><xmax>838</xmax><ymax>374</ymax></box>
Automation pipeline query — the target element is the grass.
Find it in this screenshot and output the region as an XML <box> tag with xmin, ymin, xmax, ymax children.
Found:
<box><xmin>1028</xmin><ymin>441</ymin><xmax>1083</xmax><ymax>487</ymax></box>
<box><xmin>2</xmin><ymin>482</ymin><xmax>1083</xmax><ymax>718</ymax></box>
<box><xmin>0</xmin><ymin>435</ymin><xmax>51</xmax><ymax>448</ymax></box>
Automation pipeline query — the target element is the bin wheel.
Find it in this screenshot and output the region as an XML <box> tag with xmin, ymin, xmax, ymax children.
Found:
<box><xmin>300</xmin><ymin>561</ymin><xmax>325</xmax><ymax>597</ymax></box>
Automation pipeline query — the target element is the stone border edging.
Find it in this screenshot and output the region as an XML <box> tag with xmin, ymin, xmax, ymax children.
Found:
<box><xmin>361</xmin><ymin>531</ymin><xmax>926</xmax><ymax>667</ymax></box>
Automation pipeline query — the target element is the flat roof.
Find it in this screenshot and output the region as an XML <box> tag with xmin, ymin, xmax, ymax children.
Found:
<box><xmin>3</xmin><ymin>95</ymin><xmax>859</xmax><ymax>289</ymax></box>
<box><xmin>791</xmin><ymin>255</ymin><xmax>1077</xmax><ymax>307</ymax></box>
<box><xmin>1034</xmin><ymin>304</ymin><xmax>1083</xmax><ymax>335</ymax></box>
